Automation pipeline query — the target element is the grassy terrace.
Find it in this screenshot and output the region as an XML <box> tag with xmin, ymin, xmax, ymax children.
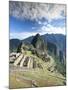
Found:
<box><xmin>9</xmin><ymin>68</ymin><xmax>65</xmax><ymax>89</ymax></box>
<box><xmin>9</xmin><ymin>50</ymin><xmax>66</xmax><ymax>89</ymax></box>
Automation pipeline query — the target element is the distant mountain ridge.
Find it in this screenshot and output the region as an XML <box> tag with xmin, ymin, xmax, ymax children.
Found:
<box><xmin>10</xmin><ymin>39</ymin><xmax>21</xmax><ymax>52</ymax></box>
<box><xmin>42</xmin><ymin>34</ymin><xmax>66</xmax><ymax>52</ymax></box>
<box><xmin>10</xmin><ymin>34</ymin><xmax>66</xmax><ymax>54</ymax></box>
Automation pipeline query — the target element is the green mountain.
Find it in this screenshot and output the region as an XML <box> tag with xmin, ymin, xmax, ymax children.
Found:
<box><xmin>10</xmin><ymin>34</ymin><xmax>66</xmax><ymax>74</ymax></box>
<box><xmin>31</xmin><ymin>33</ymin><xmax>47</xmax><ymax>55</ymax></box>
<box><xmin>10</xmin><ymin>39</ymin><xmax>21</xmax><ymax>52</ymax></box>
<box><xmin>9</xmin><ymin>34</ymin><xmax>66</xmax><ymax>88</ymax></box>
<box><xmin>10</xmin><ymin>34</ymin><xmax>66</xmax><ymax>54</ymax></box>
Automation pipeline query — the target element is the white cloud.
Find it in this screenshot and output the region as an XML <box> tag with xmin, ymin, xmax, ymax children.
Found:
<box><xmin>10</xmin><ymin>24</ymin><xmax>66</xmax><ymax>40</ymax></box>
<box><xmin>10</xmin><ymin>32</ymin><xmax>37</xmax><ymax>40</ymax></box>
<box><xmin>9</xmin><ymin>1</ymin><xmax>66</xmax><ymax>22</ymax></box>
<box><xmin>38</xmin><ymin>21</ymin><xmax>42</xmax><ymax>24</ymax></box>
<box><xmin>38</xmin><ymin>24</ymin><xmax>66</xmax><ymax>35</ymax></box>
<box><xmin>32</xmin><ymin>27</ymin><xmax>36</xmax><ymax>29</ymax></box>
<box><xmin>9</xmin><ymin>2</ymin><xmax>66</xmax><ymax>39</ymax></box>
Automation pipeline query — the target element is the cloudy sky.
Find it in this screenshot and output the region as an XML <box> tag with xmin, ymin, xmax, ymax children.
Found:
<box><xmin>9</xmin><ymin>1</ymin><xmax>66</xmax><ymax>40</ymax></box>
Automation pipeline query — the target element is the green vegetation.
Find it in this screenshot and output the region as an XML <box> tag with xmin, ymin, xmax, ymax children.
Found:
<box><xmin>54</xmin><ymin>56</ymin><xmax>66</xmax><ymax>77</ymax></box>
<box><xmin>9</xmin><ymin>48</ymin><xmax>66</xmax><ymax>89</ymax></box>
<box><xmin>31</xmin><ymin>33</ymin><xmax>47</xmax><ymax>53</ymax></box>
<box><xmin>17</xmin><ymin>42</ymin><xmax>22</xmax><ymax>53</ymax></box>
<box><xmin>9</xmin><ymin>67</ymin><xmax>65</xmax><ymax>89</ymax></box>
<box><xmin>10</xmin><ymin>33</ymin><xmax>66</xmax><ymax>88</ymax></box>
<box><xmin>47</xmin><ymin>50</ymin><xmax>66</xmax><ymax>77</ymax></box>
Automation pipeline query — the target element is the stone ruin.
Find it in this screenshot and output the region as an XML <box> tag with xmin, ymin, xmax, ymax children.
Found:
<box><xmin>9</xmin><ymin>52</ymin><xmax>40</xmax><ymax>69</ymax></box>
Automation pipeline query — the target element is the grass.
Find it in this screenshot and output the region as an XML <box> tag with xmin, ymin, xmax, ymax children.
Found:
<box><xmin>26</xmin><ymin>51</ymin><xmax>32</xmax><ymax>56</ymax></box>
<box><xmin>9</xmin><ymin>67</ymin><xmax>65</xmax><ymax>89</ymax></box>
<box><xmin>9</xmin><ymin>72</ymin><xmax>32</xmax><ymax>89</ymax></box>
<box><xmin>9</xmin><ymin>50</ymin><xmax>66</xmax><ymax>89</ymax></box>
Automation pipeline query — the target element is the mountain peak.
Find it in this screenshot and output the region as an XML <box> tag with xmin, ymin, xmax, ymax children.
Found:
<box><xmin>35</xmin><ymin>33</ymin><xmax>40</xmax><ymax>37</ymax></box>
<box><xmin>31</xmin><ymin>33</ymin><xmax>42</xmax><ymax>48</ymax></box>
<box><xmin>31</xmin><ymin>33</ymin><xmax>47</xmax><ymax>55</ymax></box>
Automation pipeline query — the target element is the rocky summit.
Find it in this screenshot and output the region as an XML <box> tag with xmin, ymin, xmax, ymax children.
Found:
<box><xmin>31</xmin><ymin>33</ymin><xmax>47</xmax><ymax>56</ymax></box>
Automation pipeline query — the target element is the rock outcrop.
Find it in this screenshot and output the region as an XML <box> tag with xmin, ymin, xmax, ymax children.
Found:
<box><xmin>31</xmin><ymin>33</ymin><xmax>47</xmax><ymax>56</ymax></box>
